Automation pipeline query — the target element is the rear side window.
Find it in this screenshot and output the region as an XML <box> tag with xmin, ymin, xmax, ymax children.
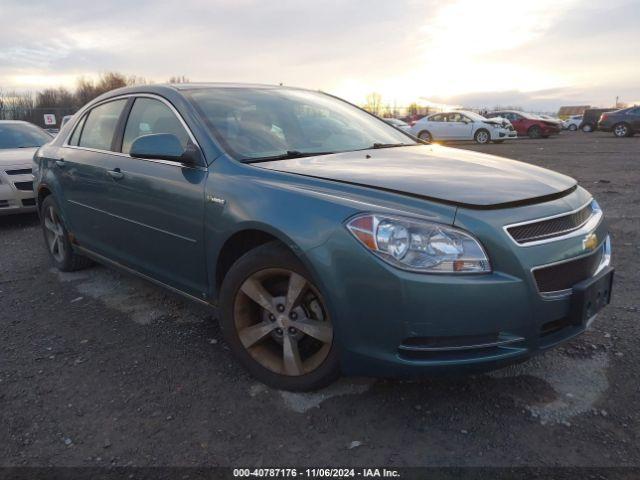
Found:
<box><xmin>78</xmin><ymin>99</ymin><xmax>127</xmax><ymax>151</ymax></box>
<box><xmin>122</xmin><ymin>98</ymin><xmax>190</xmax><ymax>154</ymax></box>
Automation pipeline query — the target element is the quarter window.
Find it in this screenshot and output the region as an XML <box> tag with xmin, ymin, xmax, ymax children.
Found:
<box><xmin>122</xmin><ymin>98</ymin><xmax>190</xmax><ymax>154</ymax></box>
<box><xmin>68</xmin><ymin>115</ymin><xmax>86</xmax><ymax>146</ymax></box>
<box><xmin>78</xmin><ymin>99</ymin><xmax>127</xmax><ymax>151</ymax></box>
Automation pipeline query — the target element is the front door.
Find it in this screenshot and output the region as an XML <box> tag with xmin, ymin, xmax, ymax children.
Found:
<box><xmin>103</xmin><ymin>96</ymin><xmax>208</xmax><ymax>297</ymax></box>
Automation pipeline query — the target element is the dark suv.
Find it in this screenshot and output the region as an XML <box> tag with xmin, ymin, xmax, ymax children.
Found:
<box><xmin>598</xmin><ymin>106</ymin><xmax>640</xmax><ymax>137</ymax></box>
<box><xmin>579</xmin><ymin>108</ymin><xmax>616</xmax><ymax>133</ymax></box>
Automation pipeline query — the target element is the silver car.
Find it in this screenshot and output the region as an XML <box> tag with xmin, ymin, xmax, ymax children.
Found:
<box><xmin>0</xmin><ymin>121</ymin><xmax>52</xmax><ymax>215</ymax></box>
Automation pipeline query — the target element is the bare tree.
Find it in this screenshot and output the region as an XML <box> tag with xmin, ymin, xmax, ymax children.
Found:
<box><xmin>364</xmin><ymin>92</ymin><xmax>383</xmax><ymax>116</ymax></box>
<box><xmin>168</xmin><ymin>75</ymin><xmax>190</xmax><ymax>84</ymax></box>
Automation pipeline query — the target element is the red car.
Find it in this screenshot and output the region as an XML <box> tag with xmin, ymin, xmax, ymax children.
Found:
<box><xmin>486</xmin><ymin>110</ymin><xmax>561</xmax><ymax>138</ymax></box>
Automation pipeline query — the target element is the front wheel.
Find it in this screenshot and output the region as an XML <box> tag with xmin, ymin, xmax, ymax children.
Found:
<box><xmin>528</xmin><ymin>125</ymin><xmax>542</xmax><ymax>139</ymax></box>
<box><xmin>417</xmin><ymin>130</ymin><xmax>432</xmax><ymax>143</ymax></box>
<box><xmin>613</xmin><ymin>122</ymin><xmax>630</xmax><ymax>137</ymax></box>
<box><xmin>474</xmin><ymin>129</ymin><xmax>490</xmax><ymax>144</ymax></box>
<box><xmin>568</xmin><ymin>124</ymin><xmax>577</xmax><ymax>131</ymax></box>
<box><xmin>582</xmin><ymin>123</ymin><xmax>593</xmax><ymax>132</ymax></box>
<box><xmin>219</xmin><ymin>242</ymin><xmax>340</xmax><ymax>391</ymax></box>
<box><xmin>40</xmin><ymin>196</ymin><xmax>93</xmax><ymax>272</ymax></box>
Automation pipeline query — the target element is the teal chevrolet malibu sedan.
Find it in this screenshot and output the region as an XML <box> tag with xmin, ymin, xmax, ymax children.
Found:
<box><xmin>33</xmin><ymin>84</ymin><xmax>613</xmax><ymax>391</ymax></box>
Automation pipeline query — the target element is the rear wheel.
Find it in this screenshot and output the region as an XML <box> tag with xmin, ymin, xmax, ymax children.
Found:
<box><xmin>582</xmin><ymin>123</ymin><xmax>593</xmax><ymax>132</ymax></box>
<box><xmin>474</xmin><ymin>129</ymin><xmax>490</xmax><ymax>144</ymax></box>
<box><xmin>219</xmin><ymin>242</ymin><xmax>340</xmax><ymax>391</ymax></box>
<box><xmin>568</xmin><ymin>124</ymin><xmax>577</xmax><ymax>131</ymax></box>
<box><xmin>613</xmin><ymin>122</ymin><xmax>630</xmax><ymax>137</ymax></box>
<box><xmin>40</xmin><ymin>196</ymin><xmax>92</xmax><ymax>272</ymax></box>
<box><xmin>417</xmin><ymin>130</ymin><xmax>432</xmax><ymax>143</ymax></box>
<box><xmin>527</xmin><ymin>125</ymin><xmax>542</xmax><ymax>139</ymax></box>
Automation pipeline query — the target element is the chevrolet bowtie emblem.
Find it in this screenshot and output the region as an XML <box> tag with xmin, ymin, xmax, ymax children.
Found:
<box><xmin>583</xmin><ymin>232</ymin><xmax>598</xmax><ymax>251</ymax></box>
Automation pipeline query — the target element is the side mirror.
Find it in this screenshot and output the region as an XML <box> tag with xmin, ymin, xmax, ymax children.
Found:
<box><xmin>130</xmin><ymin>134</ymin><xmax>202</xmax><ymax>166</ymax></box>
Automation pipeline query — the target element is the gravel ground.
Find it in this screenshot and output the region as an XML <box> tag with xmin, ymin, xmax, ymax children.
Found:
<box><xmin>1</xmin><ymin>131</ymin><xmax>639</xmax><ymax>467</ymax></box>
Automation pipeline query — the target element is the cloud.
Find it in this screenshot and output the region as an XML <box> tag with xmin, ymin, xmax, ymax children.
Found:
<box><xmin>0</xmin><ymin>0</ymin><xmax>638</xmax><ymax>110</ymax></box>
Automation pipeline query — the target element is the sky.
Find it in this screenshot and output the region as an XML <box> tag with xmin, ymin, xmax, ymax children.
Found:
<box><xmin>1</xmin><ymin>0</ymin><xmax>639</xmax><ymax>111</ymax></box>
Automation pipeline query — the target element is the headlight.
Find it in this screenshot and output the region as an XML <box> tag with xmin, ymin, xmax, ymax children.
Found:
<box><xmin>346</xmin><ymin>214</ymin><xmax>491</xmax><ymax>273</ymax></box>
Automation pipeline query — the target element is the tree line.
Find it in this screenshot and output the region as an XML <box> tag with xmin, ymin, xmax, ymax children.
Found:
<box><xmin>0</xmin><ymin>72</ymin><xmax>189</xmax><ymax>127</ymax></box>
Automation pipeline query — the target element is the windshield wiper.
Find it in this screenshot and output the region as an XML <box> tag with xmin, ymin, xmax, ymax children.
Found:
<box><xmin>244</xmin><ymin>150</ymin><xmax>335</xmax><ymax>163</ymax></box>
<box><xmin>370</xmin><ymin>142</ymin><xmax>419</xmax><ymax>149</ymax></box>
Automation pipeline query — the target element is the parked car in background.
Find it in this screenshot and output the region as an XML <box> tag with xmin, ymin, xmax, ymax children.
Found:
<box><xmin>0</xmin><ymin>121</ymin><xmax>52</xmax><ymax>215</ymax></box>
<box><xmin>486</xmin><ymin>110</ymin><xmax>560</xmax><ymax>139</ymax></box>
<box><xmin>60</xmin><ymin>115</ymin><xmax>74</xmax><ymax>129</ymax></box>
<box><xmin>580</xmin><ymin>108</ymin><xmax>616</xmax><ymax>132</ymax></box>
<box><xmin>409</xmin><ymin>110</ymin><xmax>516</xmax><ymax>144</ymax></box>
<box><xmin>597</xmin><ymin>106</ymin><xmax>640</xmax><ymax>137</ymax></box>
<box><xmin>34</xmin><ymin>84</ymin><xmax>613</xmax><ymax>391</ymax></box>
<box><xmin>563</xmin><ymin>115</ymin><xmax>583</xmax><ymax>131</ymax></box>
<box><xmin>538</xmin><ymin>114</ymin><xmax>563</xmax><ymax>130</ymax></box>
<box><xmin>383</xmin><ymin>117</ymin><xmax>411</xmax><ymax>132</ymax></box>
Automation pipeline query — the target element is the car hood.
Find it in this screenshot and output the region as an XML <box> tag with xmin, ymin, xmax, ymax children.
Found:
<box><xmin>256</xmin><ymin>145</ymin><xmax>577</xmax><ymax>209</ymax></box>
<box><xmin>0</xmin><ymin>147</ymin><xmax>37</xmax><ymax>167</ymax></box>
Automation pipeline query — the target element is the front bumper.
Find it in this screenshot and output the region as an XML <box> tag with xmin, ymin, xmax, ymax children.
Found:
<box><xmin>305</xmin><ymin>188</ymin><xmax>611</xmax><ymax>377</ymax></box>
<box><xmin>0</xmin><ymin>166</ymin><xmax>36</xmax><ymax>216</ymax></box>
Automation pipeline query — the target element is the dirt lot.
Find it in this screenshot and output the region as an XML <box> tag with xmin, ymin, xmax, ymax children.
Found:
<box><xmin>1</xmin><ymin>132</ymin><xmax>639</xmax><ymax>468</ymax></box>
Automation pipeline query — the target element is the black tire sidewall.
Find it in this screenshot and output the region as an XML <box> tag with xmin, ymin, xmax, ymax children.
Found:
<box><xmin>40</xmin><ymin>196</ymin><xmax>74</xmax><ymax>271</ymax></box>
<box><xmin>528</xmin><ymin>126</ymin><xmax>542</xmax><ymax>138</ymax></box>
<box><xmin>614</xmin><ymin>123</ymin><xmax>629</xmax><ymax>137</ymax></box>
<box><xmin>418</xmin><ymin>131</ymin><xmax>432</xmax><ymax>142</ymax></box>
<box><xmin>474</xmin><ymin>129</ymin><xmax>490</xmax><ymax>144</ymax></box>
<box><xmin>219</xmin><ymin>241</ymin><xmax>341</xmax><ymax>391</ymax></box>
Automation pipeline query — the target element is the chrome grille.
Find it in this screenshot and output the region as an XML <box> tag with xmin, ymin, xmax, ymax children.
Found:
<box><xmin>507</xmin><ymin>203</ymin><xmax>593</xmax><ymax>244</ymax></box>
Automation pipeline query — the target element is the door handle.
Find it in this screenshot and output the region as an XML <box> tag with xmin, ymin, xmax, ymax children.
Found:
<box><xmin>55</xmin><ymin>159</ymin><xmax>66</xmax><ymax>168</ymax></box>
<box><xmin>107</xmin><ymin>168</ymin><xmax>124</xmax><ymax>180</ymax></box>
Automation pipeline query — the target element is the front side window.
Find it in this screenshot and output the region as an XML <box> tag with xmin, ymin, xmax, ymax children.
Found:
<box><xmin>0</xmin><ymin>122</ymin><xmax>52</xmax><ymax>149</ymax></box>
<box><xmin>122</xmin><ymin>98</ymin><xmax>190</xmax><ymax>154</ymax></box>
<box><xmin>187</xmin><ymin>88</ymin><xmax>416</xmax><ymax>162</ymax></box>
<box><xmin>78</xmin><ymin>99</ymin><xmax>127</xmax><ymax>151</ymax></box>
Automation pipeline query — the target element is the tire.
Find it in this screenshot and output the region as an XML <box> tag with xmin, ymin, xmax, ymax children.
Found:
<box><xmin>527</xmin><ymin>125</ymin><xmax>542</xmax><ymax>139</ymax></box>
<box><xmin>613</xmin><ymin>122</ymin><xmax>631</xmax><ymax>138</ymax></box>
<box><xmin>582</xmin><ymin>123</ymin><xmax>593</xmax><ymax>133</ymax></box>
<box><xmin>40</xmin><ymin>196</ymin><xmax>93</xmax><ymax>272</ymax></box>
<box><xmin>568</xmin><ymin>124</ymin><xmax>577</xmax><ymax>131</ymax></box>
<box><xmin>219</xmin><ymin>241</ymin><xmax>340</xmax><ymax>391</ymax></box>
<box><xmin>474</xmin><ymin>129</ymin><xmax>490</xmax><ymax>144</ymax></box>
<box><xmin>417</xmin><ymin>130</ymin><xmax>432</xmax><ymax>143</ymax></box>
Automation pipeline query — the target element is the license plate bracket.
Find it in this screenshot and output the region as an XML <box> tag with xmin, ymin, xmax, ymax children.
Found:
<box><xmin>569</xmin><ymin>266</ymin><xmax>614</xmax><ymax>325</ymax></box>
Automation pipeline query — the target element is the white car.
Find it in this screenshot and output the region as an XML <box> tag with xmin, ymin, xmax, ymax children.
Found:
<box><xmin>562</xmin><ymin>115</ymin><xmax>583</xmax><ymax>131</ymax></box>
<box><xmin>0</xmin><ymin>121</ymin><xmax>53</xmax><ymax>215</ymax></box>
<box><xmin>382</xmin><ymin>117</ymin><xmax>411</xmax><ymax>132</ymax></box>
<box><xmin>409</xmin><ymin>110</ymin><xmax>516</xmax><ymax>144</ymax></box>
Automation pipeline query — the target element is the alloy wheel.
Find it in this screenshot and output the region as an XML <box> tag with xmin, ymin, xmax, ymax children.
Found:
<box><xmin>44</xmin><ymin>205</ymin><xmax>66</xmax><ymax>263</ymax></box>
<box><xmin>233</xmin><ymin>268</ymin><xmax>333</xmax><ymax>376</ymax></box>
<box><xmin>418</xmin><ymin>131</ymin><xmax>432</xmax><ymax>143</ymax></box>
<box><xmin>476</xmin><ymin>131</ymin><xmax>489</xmax><ymax>144</ymax></box>
<box><xmin>614</xmin><ymin>124</ymin><xmax>629</xmax><ymax>137</ymax></box>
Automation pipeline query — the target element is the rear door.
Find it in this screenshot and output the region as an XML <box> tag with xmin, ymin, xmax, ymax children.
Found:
<box><xmin>447</xmin><ymin>113</ymin><xmax>474</xmax><ymax>140</ymax></box>
<box><xmin>102</xmin><ymin>96</ymin><xmax>208</xmax><ymax>297</ymax></box>
<box><xmin>56</xmin><ymin>98</ymin><xmax>129</xmax><ymax>259</ymax></box>
<box><xmin>426</xmin><ymin>114</ymin><xmax>446</xmax><ymax>139</ymax></box>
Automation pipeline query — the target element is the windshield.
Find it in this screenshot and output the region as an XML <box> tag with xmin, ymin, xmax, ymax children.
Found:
<box><xmin>460</xmin><ymin>111</ymin><xmax>487</xmax><ymax>121</ymax></box>
<box><xmin>0</xmin><ymin>122</ymin><xmax>52</xmax><ymax>149</ymax></box>
<box><xmin>187</xmin><ymin>87</ymin><xmax>416</xmax><ymax>161</ymax></box>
